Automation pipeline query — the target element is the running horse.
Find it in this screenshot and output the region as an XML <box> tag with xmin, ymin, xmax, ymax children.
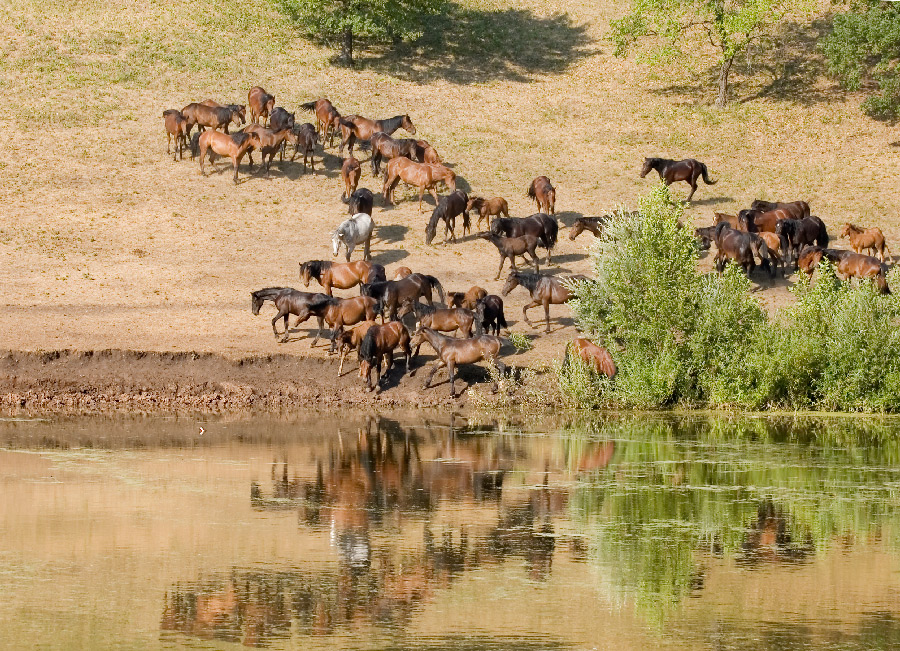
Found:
<box><xmin>639</xmin><ymin>157</ymin><xmax>716</xmax><ymax>201</ymax></box>
<box><xmin>339</xmin><ymin>114</ymin><xmax>416</xmax><ymax>158</ymax></box>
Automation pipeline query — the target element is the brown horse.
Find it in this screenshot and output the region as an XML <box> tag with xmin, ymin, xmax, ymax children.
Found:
<box><xmin>361</xmin><ymin>273</ymin><xmax>445</xmax><ymax>321</ymax></box>
<box><xmin>501</xmin><ymin>270</ymin><xmax>576</xmax><ymax>333</ymax></box>
<box><xmin>570</xmin><ymin>338</ymin><xmax>617</xmax><ymax>378</ymax></box>
<box><xmin>357</xmin><ymin>321</ymin><xmax>414</xmax><ymax>391</ymax></box>
<box><xmin>247</xmin><ymin>86</ymin><xmax>275</xmax><ymax>124</ymax></box>
<box><xmin>288</xmin><ymin>123</ymin><xmax>318</xmax><ymax>173</ymax></box>
<box><xmin>713</xmin><ymin>212</ymin><xmax>743</xmax><ymax>230</ymax></box>
<box><xmin>491</xmin><ymin>214</ymin><xmax>559</xmax><ymax>264</ymax></box>
<box><xmin>569</xmin><ymin>216</ymin><xmax>604</xmax><ymax>240</ymax></box>
<box><xmin>200</xmin><ymin>100</ymin><xmax>247</xmax><ymax>124</ymax></box>
<box><xmin>775</xmin><ymin>216</ymin><xmax>829</xmax><ymax>267</ymax></box>
<box><xmin>299</xmin><ymin>260</ymin><xmax>379</xmax><ymax>296</ymax></box>
<box><xmin>448</xmin><ymin>286</ymin><xmax>487</xmax><ymax>310</ymax></box>
<box><xmin>242</xmin><ymin>124</ymin><xmax>296</xmax><ymax>177</ymax></box>
<box><xmin>182</xmin><ymin>102</ymin><xmax>242</xmax><ymax>136</ymax></box>
<box><xmin>833</xmin><ymin>251</ymin><xmax>891</xmax><ymax>293</ymax></box>
<box><xmin>334</xmin><ymin>320</ymin><xmax>377</xmax><ymax>376</ymax></box>
<box><xmin>411</xmin><ymin>327</ymin><xmax>506</xmax><ymax>398</ymax></box>
<box><xmin>412</xmin><ymin>304</ymin><xmax>475</xmax><ymax>348</ymax></box>
<box><xmin>299</xmin><ymin>98</ymin><xmax>341</xmax><ymax>145</ymax></box>
<box><xmin>198</xmin><ymin>130</ymin><xmax>259</xmax><ymax>184</ymax></box>
<box><xmin>425</xmin><ymin>190</ymin><xmax>470</xmax><ymax>244</ymax></box>
<box><xmin>162</xmin><ymin>109</ymin><xmax>188</xmax><ymax>161</ymax></box>
<box><xmin>527</xmin><ymin>176</ymin><xmax>556</xmax><ymax>215</ymax></box>
<box><xmin>840</xmin><ymin>223</ymin><xmax>891</xmax><ymax>262</ymax></box>
<box><xmin>341</xmin><ymin>157</ymin><xmax>361</xmax><ymax>200</ymax></box>
<box><xmin>250</xmin><ymin>287</ymin><xmax>328</xmax><ymax>342</ymax></box>
<box><xmin>415</xmin><ymin>140</ymin><xmax>441</xmax><ymax>164</ymax></box>
<box><xmin>713</xmin><ymin>223</ymin><xmax>758</xmax><ymax>275</ymax></box>
<box><xmin>392</xmin><ymin>266</ymin><xmax>413</xmax><ymax>280</ymax></box>
<box><xmin>369</xmin><ymin>131</ymin><xmax>418</xmax><ymax>176</ymax></box>
<box><xmin>291</xmin><ymin>295</ymin><xmax>378</xmax><ymax>348</ymax></box>
<box><xmin>467</xmin><ymin>197</ymin><xmax>509</xmax><ymax>230</ymax></box>
<box><xmin>383</xmin><ymin>158</ymin><xmax>456</xmax><ymax>212</ymax></box>
<box><xmin>640</xmin><ymin>157</ymin><xmax>716</xmax><ymax>201</ymax></box>
<box><xmin>339</xmin><ymin>114</ymin><xmax>416</xmax><ymax>158</ymax></box>
<box><xmin>477</xmin><ymin>231</ymin><xmax>540</xmax><ymax>279</ymax></box>
<box><xmin>750</xmin><ymin>200</ymin><xmax>810</xmax><ymax>220</ymax></box>
<box><xmin>755</xmin><ymin>231</ymin><xmax>787</xmax><ymax>277</ymax></box>
<box><xmin>738</xmin><ymin>208</ymin><xmax>790</xmax><ymax>234</ymax></box>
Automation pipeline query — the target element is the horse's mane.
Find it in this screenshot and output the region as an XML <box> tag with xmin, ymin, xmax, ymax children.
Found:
<box><xmin>231</xmin><ymin>132</ymin><xmax>252</xmax><ymax>145</ymax></box>
<box><xmin>358</xmin><ymin>328</ymin><xmax>378</xmax><ymax>364</ymax></box>
<box><xmin>845</xmin><ymin>223</ymin><xmax>863</xmax><ymax>233</ymax></box>
<box><xmin>162</xmin><ymin>109</ymin><xmax>181</xmax><ymax>117</ymax></box>
<box><xmin>414</xmin><ymin>301</ymin><xmax>435</xmax><ymax>317</ymax></box>
<box><xmin>300</xmin><ymin>260</ymin><xmax>330</xmax><ymax>281</ymax></box>
<box><xmin>252</xmin><ymin>287</ymin><xmax>293</xmax><ymax>300</ymax></box>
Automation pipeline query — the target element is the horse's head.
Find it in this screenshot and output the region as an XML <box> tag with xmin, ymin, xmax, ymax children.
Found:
<box><xmin>569</xmin><ymin>221</ymin><xmax>584</xmax><ymax>241</ymax></box>
<box><xmin>839</xmin><ymin>223</ymin><xmax>853</xmax><ymax>238</ymax></box>
<box><xmin>250</xmin><ymin>292</ymin><xmax>263</xmax><ymax>315</ymax></box>
<box><xmin>265</xmin><ymin>96</ymin><xmax>275</xmax><ymax>114</ymax></box>
<box><xmin>501</xmin><ymin>272</ymin><xmax>520</xmax><ymax>296</ymax></box>
<box><xmin>424</xmin><ymin>219</ymin><xmax>437</xmax><ymax>246</ymax></box>
<box><xmin>401</xmin><ymin>115</ymin><xmax>416</xmax><ymax>135</ymax></box>
<box><xmin>299</xmin><ymin>262</ymin><xmax>312</xmax><ymax>286</ymax></box>
<box><xmin>774</xmin><ymin>219</ymin><xmax>790</xmax><ymax>237</ymax></box>
<box><xmin>694</xmin><ymin>228</ymin><xmax>712</xmax><ymax>251</ymax></box>
<box><xmin>639</xmin><ymin>158</ymin><xmax>654</xmax><ymax>178</ymax></box>
<box><xmin>466</xmin><ymin>197</ymin><xmax>483</xmax><ymax>212</ymax></box>
<box><xmin>331</xmin><ymin>230</ymin><xmax>342</xmax><ymax>257</ymax></box>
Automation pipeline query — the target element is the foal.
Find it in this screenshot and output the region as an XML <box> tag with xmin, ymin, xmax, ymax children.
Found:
<box><xmin>411</xmin><ymin>328</ymin><xmax>506</xmax><ymax>398</ymax></box>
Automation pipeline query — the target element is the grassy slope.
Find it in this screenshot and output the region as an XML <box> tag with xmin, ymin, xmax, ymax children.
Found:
<box><xmin>0</xmin><ymin>0</ymin><xmax>895</xmax><ymax>359</ymax></box>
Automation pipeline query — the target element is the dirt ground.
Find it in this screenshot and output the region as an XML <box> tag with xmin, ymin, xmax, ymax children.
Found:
<box><xmin>1</xmin><ymin>0</ymin><xmax>897</xmax><ymax>410</ymax></box>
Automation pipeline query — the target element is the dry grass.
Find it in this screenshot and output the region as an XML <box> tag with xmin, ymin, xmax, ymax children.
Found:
<box><xmin>0</xmin><ymin>0</ymin><xmax>896</xmax><ymax>367</ymax></box>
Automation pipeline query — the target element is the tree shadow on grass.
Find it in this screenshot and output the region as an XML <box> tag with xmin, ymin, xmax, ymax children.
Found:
<box><xmin>360</xmin><ymin>5</ymin><xmax>595</xmax><ymax>84</ymax></box>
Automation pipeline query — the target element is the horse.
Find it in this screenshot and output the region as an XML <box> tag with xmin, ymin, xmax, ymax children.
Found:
<box><xmin>332</xmin><ymin>213</ymin><xmax>375</xmax><ymax>262</ymax></box>
<box><xmin>247</xmin><ymin>86</ymin><xmax>275</xmax><ymax>124</ymax></box>
<box><xmin>490</xmin><ymin>213</ymin><xmax>558</xmax><ymax>264</ymax></box>
<box><xmin>425</xmin><ymin>191</ymin><xmax>470</xmax><ymax>244</ymax></box>
<box><xmin>299</xmin><ymin>260</ymin><xmax>379</xmax><ymax>296</ymax></box>
<box><xmin>833</xmin><ymin>252</ymin><xmax>891</xmax><ymax>293</ymax></box>
<box><xmin>639</xmin><ymin>157</ymin><xmax>716</xmax><ymax>201</ymax></box>
<box><xmin>242</xmin><ymin>124</ymin><xmax>295</xmax><ymax>177</ymax></box>
<box><xmin>467</xmin><ymin>197</ymin><xmax>509</xmax><ymax>230</ymax></box>
<box><xmin>250</xmin><ymin>287</ymin><xmax>329</xmax><ymax>343</ymax></box>
<box><xmin>477</xmin><ymin>231</ymin><xmax>540</xmax><ymax>279</ymax></box>
<box><xmin>383</xmin><ymin>158</ymin><xmax>456</xmax><ymax>212</ymax></box>
<box><xmin>527</xmin><ymin>176</ymin><xmax>556</xmax><ymax>215</ymax></box>
<box><xmin>357</xmin><ymin>322</ymin><xmax>414</xmax><ymax>392</ymax></box>
<box><xmin>474</xmin><ymin>295</ymin><xmax>507</xmax><ymax>336</ymax></box>
<box><xmin>738</xmin><ymin>208</ymin><xmax>790</xmax><ymax>234</ymax></box>
<box><xmin>369</xmin><ymin>131</ymin><xmax>417</xmax><ymax>176</ymax></box>
<box><xmin>347</xmin><ymin>188</ymin><xmax>374</xmax><ymax>215</ymax></box>
<box><xmin>412</xmin><ymin>303</ymin><xmax>475</xmax><ymax>349</ymax></box>
<box><xmin>569</xmin><ymin>338</ymin><xmax>617</xmax><ymax>378</ymax></box>
<box><xmin>361</xmin><ymin>273</ymin><xmax>445</xmax><ymax>321</ymax></box>
<box><xmin>334</xmin><ymin>320</ymin><xmax>377</xmax><ymax>376</ymax></box>
<box><xmin>341</xmin><ymin>157</ymin><xmax>361</xmax><ymax>200</ymax></box>
<box><xmin>414</xmin><ymin>140</ymin><xmax>441</xmax><ymax>164</ymax></box>
<box><xmin>840</xmin><ymin>223</ymin><xmax>891</xmax><ymax>262</ymax></box>
<box><xmin>182</xmin><ymin>103</ymin><xmax>242</xmax><ymax>137</ymax></box>
<box><xmin>268</xmin><ymin>108</ymin><xmax>295</xmax><ymax>160</ymax></box>
<box><xmin>198</xmin><ymin>131</ymin><xmax>259</xmax><ymax>184</ymax></box>
<box><xmin>162</xmin><ymin>109</ymin><xmax>188</xmax><ymax>161</ymax></box>
<box><xmin>713</xmin><ymin>222</ymin><xmax>759</xmax><ymax>275</ymax></box>
<box><xmin>199</xmin><ymin>100</ymin><xmax>246</xmax><ymax>125</ymax></box>
<box><xmin>713</xmin><ymin>212</ymin><xmax>743</xmax><ymax>230</ymax></box>
<box><xmin>392</xmin><ymin>266</ymin><xmax>413</xmax><ymax>280</ymax></box>
<box><xmin>569</xmin><ymin>216</ymin><xmax>605</xmax><ymax>240</ymax></box>
<box><xmin>290</xmin><ymin>295</ymin><xmax>378</xmax><ymax>349</ymax></box>
<box><xmin>501</xmin><ymin>270</ymin><xmax>576</xmax><ymax>333</ymax></box>
<box><xmin>411</xmin><ymin>328</ymin><xmax>506</xmax><ymax>398</ymax></box>
<box><xmin>288</xmin><ymin>123</ymin><xmax>318</xmax><ymax>173</ymax></box>
<box><xmin>750</xmin><ymin>200</ymin><xmax>810</xmax><ymax>220</ymax></box>
<box><xmin>695</xmin><ymin>225</ymin><xmax>717</xmax><ymax>251</ymax></box>
<box><xmin>775</xmin><ymin>216</ymin><xmax>829</xmax><ymax>267</ymax></box>
<box><xmin>448</xmin><ymin>286</ymin><xmax>487</xmax><ymax>310</ymax></box>
<box><xmin>299</xmin><ymin>98</ymin><xmax>340</xmax><ymax>146</ymax></box>
<box><xmin>754</xmin><ymin>231</ymin><xmax>787</xmax><ymax>277</ymax></box>
<box><xmin>339</xmin><ymin>114</ymin><xmax>416</xmax><ymax>158</ymax></box>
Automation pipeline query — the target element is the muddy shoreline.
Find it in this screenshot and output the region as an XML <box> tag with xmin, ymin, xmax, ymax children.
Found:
<box><xmin>0</xmin><ymin>348</ymin><xmax>529</xmax><ymax>414</ymax></box>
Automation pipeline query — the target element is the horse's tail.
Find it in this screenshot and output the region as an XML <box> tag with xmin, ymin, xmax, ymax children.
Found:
<box><xmin>496</xmin><ymin>304</ymin><xmax>508</xmax><ymax>331</ymax></box>
<box><xmin>817</xmin><ymin>220</ymin><xmax>830</xmax><ymax>248</ymax></box>
<box><xmin>339</xmin><ymin>117</ymin><xmax>356</xmax><ymax>130</ymax></box>
<box><xmin>358</xmin><ymin>328</ymin><xmax>378</xmax><ymax>364</ymax></box>
<box><xmin>526</xmin><ymin>179</ymin><xmax>537</xmax><ymax>200</ymax></box>
<box><xmin>700</xmin><ymin>162</ymin><xmax>717</xmax><ymax>185</ymax></box>
<box><xmin>299</xmin><ymin>101</ymin><xmax>317</xmax><ymax>112</ymax></box>
<box><xmin>425</xmin><ymin>275</ymin><xmax>445</xmax><ymax>303</ymax></box>
<box><xmin>357</xmin><ymin>139</ymin><xmax>372</xmax><ymax>152</ymax></box>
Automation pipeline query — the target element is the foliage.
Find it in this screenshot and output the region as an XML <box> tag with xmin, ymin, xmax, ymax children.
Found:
<box><xmin>821</xmin><ymin>1</ymin><xmax>900</xmax><ymax>119</ymax></box>
<box><xmin>611</xmin><ymin>0</ymin><xmax>813</xmax><ymax>105</ymax></box>
<box><xmin>561</xmin><ymin>184</ymin><xmax>900</xmax><ymax>411</ymax></box>
<box><xmin>506</xmin><ymin>331</ymin><xmax>534</xmax><ymax>352</ymax></box>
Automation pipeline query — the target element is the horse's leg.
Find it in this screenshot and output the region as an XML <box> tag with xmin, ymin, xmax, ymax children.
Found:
<box><xmin>329</xmin><ymin>323</ymin><xmax>343</xmax><ymax>354</ymax></box>
<box><xmin>424</xmin><ymin>360</ymin><xmax>444</xmax><ymax>389</ymax></box>
<box><xmin>687</xmin><ymin>177</ymin><xmax>697</xmax><ymax>202</ymax></box>
<box><xmin>311</xmin><ymin>316</ymin><xmax>325</xmax><ymax>347</ymax></box>
<box><xmin>522</xmin><ymin>301</ymin><xmax>538</xmax><ymax>328</ymax></box>
<box><xmin>338</xmin><ymin>347</ymin><xmax>347</xmax><ymax>376</ymax></box>
<box><xmin>543</xmin><ymin>298</ymin><xmax>552</xmax><ymax>333</ymax></box>
<box><xmin>496</xmin><ymin>255</ymin><xmax>506</xmax><ymax>281</ymax></box>
<box><xmin>167</xmin><ymin>133</ymin><xmax>171</xmax><ymax>155</ymax></box>
<box><xmin>448</xmin><ymin>361</ymin><xmax>458</xmax><ymax>398</ymax></box>
<box><xmin>418</xmin><ymin>187</ymin><xmax>425</xmax><ymax>213</ymax></box>
<box><xmin>491</xmin><ymin>359</ymin><xmax>507</xmax><ymax>393</ymax></box>
<box><xmin>232</xmin><ymin>156</ymin><xmax>239</xmax><ymax>184</ymax></box>
<box><xmin>363</xmin><ymin>234</ymin><xmax>371</xmax><ymax>261</ymax></box>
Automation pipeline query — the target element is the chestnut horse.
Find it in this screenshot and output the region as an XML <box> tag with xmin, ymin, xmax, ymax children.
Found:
<box><xmin>570</xmin><ymin>338</ymin><xmax>617</xmax><ymax>378</ymax></box>
<box><xmin>527</xmin><ymin>176</ymin><xmax>556</xmax><ymax>215</ymax></box>
<box><xmin>339</xmin><ymin>114</ymin><xmax>416</xmax><ymax>158</ymax></box>
<box><xmin>738</xmin><ymin>208</ymin><xmax>790</xmax><ymax>234</ymax></box>
<box><xmin>334</xmin><ymin>320</ymin><xmax>377</xmax><ymax>376</ymax></box>
<box><xmin>840</xmin><ymin>223</ymin><xmax>891</xmax><ymax>262</ymax></box>
<box><xmin>448</xmin><ymin>286</ymin><xmax>487</xmax><ymax>310</ymax></box>
<box><xmin>163</xmin><ymin>109</ymin><xmax>188</xmax><ymax>160</ymax></box>
<box><xmin>501</xmin><ymin>270</ymin><xmax>578</xmax><ymax>333</ymax></box>
<box><xmin>411</xmin><ymin>328</ymin><xmax>507</xmax><ymax>398</ymax></box>
<box><xmin>300</xmin><ymin>98</ymin><xmax>341</xmax><ymax>146</ymax></box>
<box><xmin>467</xmin><ymin>197</ymin><xmax>509</xmax><ymax>230</ymax></box>
<box><xmin>640</xmin><ymin>157</ymin><xmax>716</xmax><ymax>201</ymax></box>
<box><xmin>198</xmin><ymin>131</ymin><xmax>259</xmax><ymax>184</ymax></box>
<box><xmin>412</xmin><ymin>303</ymin><xmax>475</xmax><ymax>346</ymax></box>
<box><xmin>248</xmin><ymin>86</ymin><xmax>275</xmax><ymax>124</ymax></box>
<box><xmin>299</xmin><ymin>260</ymin><xmax>380</xmax><ymax>296</ymax></box>
<box><xmin>358</xmin><ymin>322</ymin><xmax>414</xmax><ymax>391</ymax></box>
<box><xmin>341</xmin><ymin>157</ymin><xmax>361</xmax><ymax>200</ymax></box>
<box><xmin>383</xmin><ymin>158</ymin><xmax>456</xmax><ymax>212</ymax></box>
<box><xmin>242</xmin><ymin>124</ymin><xmax>296</xmax><ymax>177</ymax></box>
<box><xmin>182</xmin><ymin>103</ymin><xmax>242</xmax><ymax>137</ymax></box>
<box><xmin>750</xmin><ymin>200</ymin><xmax>810</xmax><ymax>220</ymax></box>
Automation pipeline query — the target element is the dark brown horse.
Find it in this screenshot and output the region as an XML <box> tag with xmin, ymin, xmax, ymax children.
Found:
<box><xmin>361</xmin><ymin>273</ymin><xmax>445</xmax><ymax>321</ymax></box>
<box><xmin>570</xmin><ymin>338</ymin><xmax>617</xmax><ymax>378</ymax></box>
<box><xmin>412</xmin><ymin>303</ymin><xmax>475</xmax><ymax>348</ymax></box>
<box><xmin>339</xmin><ymin>114</ymin><xmax>416</xmax><ymax>158</ymax></box>
<box><xmin>775</xmin><ymin>216</ymin><xmax>829</xmax><ymax>267</ymax></box>
<box><xmin>425</xmin><ymin>190</ymin><xmax>470</xmax><ymax>244</ymax></box>
<box><xmin>448</xmin><ymin>286</ymin><xmax>487</xmax><ymax>310</ymax></box>
<box><xmin>474</xmin><ymin>295</ymin><xmax>507</xmax><ymax>336</ymax></box>
<box><xmin>247</xmin><ymin>86</ymin><xmax>275</xmax><ymax>124</ymax></box>
<box><xmin>292</xmin><ymin>295</ymin><xmax>378</xmax><ymax>349</ymax></box>
<box><xmin>501</xmin><ymin>271</ymin><xmax>576</xmax><ymax>333</ymax></box>
<box><xmin>527</xmin><ymin>176</ymin><xmax>556</xmax><ymax>215</ymax></box>
<box><xmin>467</xmin><ymin>197</ymin><xmax>509</xmax><ymax>230</ymax></box>
<box><xmin>713</xmin><ymin>222</ymin><xmax>758</xmax><ymax>275</ymax></box>
<box><xmin>347</xmin><ymin>188</ymin><xmax>374</xmax><ymax>216</ymax></box>
<box><xmin>491</xmin><ymin>213</ymin><xmax>559</xmax><ymax>264</ymax></box>
<box><xmin>640</xmin><ymin>157</ymin><xmax>716</xmax><ymax>201</ymax></box>
<box><xmin>250</xmin><ymin>287</ymin><xmax>328</xmax><ymax>342</ymax></box>
<box><xmin>198</xmin><ymin>130</ymin><xmax>259</xmax><ymax>184</ymax></box>
<box><xmin>334</xmin><ymin>320</ymin><xmax>377</xmax><ymax>376</ymax></box>
<box><xmin>163</xmin><ymin>109</ymin><xmax>188</xmax><ymax>161</ymax></box>
<box><xmin>341</xmin><ymin>157</ymin><xmax>361</xmax><ymax>200</ymax></box>
<box><xmin>411</xmin><ymin>328</ymin><xmax>506</xmax><ymax>398</ymax></box>
<box><xmin>357</xmin><ymin>321</ymin><xmax>414</xmax><ymax>391</ymax></box>
<box><xmin>369</xmin><ymin>131</ymin><xmax>417</xmax><ymax>176</ymax></box>
<box><xmin>383</xmin><ymin>158</ymin><xmax>456</xmax><ymax>212</ymax></box>
<box><xmin>288</xmin><ymin>123</ymin><xmax>318</xmax><ymax>173</ymax></box>
<box><xmin>242</xmin><ymin>124</ymin><xmax>296</xmax><ymax>177</ymax></box>
<box><xmin>750</xmin><ymin>200</ymin><xmax>810</xmax><ymax>220</ymax></box>
<box><xmin>182</xmin><ymin>103</ymin><xmax>242</xmax><ymax>137</ymax></box>
<box><xmin>569</xmin><ymin>216</ymin><xmax>604</xmax><ymax>240</ymax></box>
<box><xmin>299</xmin><ymin>260</ymin><xmax>382</xmax><ymax>296</ymax></box>
<box><xmin>477</xmin><ymin>231</ymin><xmax>540</xmax><ymax>279</ymax></box>
<box><xmin>199</xmin><ymin>100</ymin><xmax>246</xmax><ymax>124</ymax></box>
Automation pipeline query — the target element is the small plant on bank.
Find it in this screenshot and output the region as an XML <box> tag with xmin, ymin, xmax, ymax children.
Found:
<box><xmin>506</xmin><ymin>331</ymin><xmax>534</xmax><ymax>352</ymax></box>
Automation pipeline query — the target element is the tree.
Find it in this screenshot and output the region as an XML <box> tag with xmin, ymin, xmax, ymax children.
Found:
<box><xmin>274</xmin><ymin>0</ymin><xmax>447</xmax><ymax>66</ymax></box>
<box><xmin>821</xmin><ymin>2</ymin><xmax>900</xmax><ymax>120</ymax></box>
<box><xmin>611</xmin><ymin>0</ymin><xmax>811</xmax><ymax>106</ymax></box>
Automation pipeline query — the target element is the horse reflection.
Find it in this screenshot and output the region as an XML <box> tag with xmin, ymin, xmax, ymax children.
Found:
<box><xmin>736</xmin><ymin>501</ymin><xmax>814</xmax><ymax>566</ymax></box>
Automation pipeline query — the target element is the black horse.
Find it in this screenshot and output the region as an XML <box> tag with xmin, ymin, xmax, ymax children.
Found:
<box><xmin>490</xmin><ymin>213</ymin><xmax>559</xmax><ymax>264</ymax></box>
<box><xmin>474</xmin><ymin>295</ymin><xmax>508</xmax><ymax>336</ymax></box>
<box><xmin>425</xmin><ymin>190</ymin><xmax>470</xmax><ymax>245</ymax></box>
<box><xmin>346</xmin><ymin>188</ymin><xmax>374</xmax><ymax>215</ymax></box>
<box><xmin>639</xmin><ymin>157</ymin><xmax>716</xmax><ymax>201</ymax></box>
<box><xmin>776</xmin><ymin>216</ymin><xmax>829</xmax><ymax>268</ymax></box>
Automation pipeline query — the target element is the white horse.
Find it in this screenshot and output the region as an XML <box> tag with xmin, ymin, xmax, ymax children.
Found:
<box><xmin>332</xmin><ymin>212</ymin><xmax>375</xmax><ymax>262</ymax></box>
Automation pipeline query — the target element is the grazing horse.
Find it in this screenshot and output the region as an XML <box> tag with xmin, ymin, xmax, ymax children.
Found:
<box><xmin>341</xmin><ymin>157</ymin><xmax>361</xmax><ymax>200</ymax></box>
<box><xmin>290</xmin><ymin>295</ymin><xmax>378</xmax><ymax>348</ymax></box>
<box><xmin>199</xmin><ymin>100</ymin><xmax>246</xmax><ymax>125</ymax></box>
<box><xmin>347</xmin><ymin>188</ymin><xmax>374</xmax><ymax>216</ymax></box>
<box><xmin>334</xmin><ymin>320</ymin><xmax>377</xmax><ymax>376</ymax></box>
<box><xmin>474</xmin><ymin>295</ymin><xmax>507</xmax><ymax>336</ymax></box>
<box><xmin>289</xmin><ymin>123</ymin><xmax>318</xmax><ymax>173</ymax></box>
<box><xmin>411</xmin><ymin>328</ymin><xmax>506</xmax><ymax>398</ymax></box>
<box><xmin>414</xmin><ymin>140</ymin><xmax>441</xmax><ymax>164</ymax></box>
<box><xmin>448</xmin><ymin>286</ymin><xmax>487</xmax><ymax>310</ymax></box>
<box><xmin>162</xmin><ymin>109</ymin><xmax>188</xmax><ymax>160</ymax></box>
<box><xmin>840</xmin><ymin>223</ymin><xmax>891</xmax><ymax>262</ymax></box>
<box><xmin>750</xmin><ymin>200</ymin><xmax>810</xmax><ymax>220</ymax></box>
<box><xmin>392</xmin><ymin>266</ymin><xmax>413</xmax><ymax>280</ymax></box>
<box><xmin>299</xmin><ymin>98</ymin><xmax>340</xmax><ymax>146</ymax></box>
<box><xmin>250</xmin><ymin>287</ymin><xmax>328</xmax><ymax>342</ymax></box>
<box><xmin>198</xmin><ymin>131</ymin><xmax>259</xmax><ymax>184</ymax></box>
<box><xmin>695</xmin><ymin>225</ymin><xmax>717</xmax><ymax>250</ymax></box>
<box><xmin>369</xmin><ymin>131</ymin><xmax>417</xmax><ymax>176</ymax></box>
<box><xmin>527</xmin><ymin>176</ymin><xmax>556</xmax><ymax>215</ymax></box>
<box><xmin>713</xmin><ymin>222</ymin><xmax>759</xmax><ymax>275</ymax></box>
<box><xmin>425</xmin><ymin>190</ymin><xmax>470</xmax><ymax>244</ymax></box>
<box><xmin>339</xmin><ymin>114</ymin><xmax>416</xmax><ymax>158</ymax></box>
<box><xmin>332</xmin><ymin>213</ymin><xmax>375</xmax><ymax>262</ymax></box>
<box><xmin>738</xmin><ymin>208</ymin><xmax>790</xmax><ymax>234</ymax></box>
<box><xmin>383</xmin><ymin>158</ymin><xmax>456</xmax><ymax>212</ymax></box>
<box><xmin>491</xmin><ymin>213</ymin><xmax>559</xmax><ymax>264</ymax></box>
<box><xmin>833</xmin><ymin>252</ymin><xmax>891</xmax><ymax>293</ymax></box>
<box><xmin>501</xmin><ymin>271</ymin><xmax>576</xmax><ymax>333</ymax></box>
<box><xmin>477</xmin><ymin>231</ymin><xmax>540</xmax><ymax>279</ymax></box>
<box><xmin>247</xmin><ymin>86</ymin><xmax>275</xmax><ymax>124</ymax></box>
<box><xmin>299</xmin><ymin>260</ymin><xmax>380</xmax><ymax>296</ymax></box>
<box><xmin>775</xmin><ymin>216</ymin><xmax>829</xmax><ymax>267</ymax></box>
<box><xmin>640</xmin><ymin>157</ymin><xmax>716</xmax><ymax>201</ymax></box>
<box><xmin>242</xmin><ymin>124</ymin><xmax>296</xmax><ymax>177</ymax></box>
<box><xmin>182</xmin><ymin>103</ymin><xmax>242</xmax><ymax>137</ymax></box>
<box><xmin>412</xmin><ymin>304</ymin><xmax>475</xmax><ymax>347</ymax></box>
<box><xmin>569</xmin><ymin>216</ymin><xmax>605</xmax><ymax>240</ymax></box>
<box><xmin>358</xmin><ymin>322</ymin><xmax>414</xmax><ymax>392</ymax></box>
<box><xmin>467</xmin><ymin>197</ymin><xmax>509</xmax><ymax>230</ymax></box>
<box><xmin>569</xmin><ymin>338</ymin><xmax>617</xmax><ymax>378</ymax></box>
<box><xmin>361</xmin><ymin>273</ymin><xmax>445</xmax><ymax>321</ymax></box>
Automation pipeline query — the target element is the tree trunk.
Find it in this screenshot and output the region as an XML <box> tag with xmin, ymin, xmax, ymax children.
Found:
<box><xmin>716</xmin><ymin>56</ymin><xmax>733</xmax><ymax>107</ymax></box>
<box><xmin>341</xmin><ymin>27</ymin><xmax>353</xmax><ymax>67</ymax></box>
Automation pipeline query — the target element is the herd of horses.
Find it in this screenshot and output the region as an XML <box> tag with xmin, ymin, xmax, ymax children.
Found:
<box><xmin>163</xmin><ymin>89</ymin><xmax>894</xmax><ymax>398</ymax></box>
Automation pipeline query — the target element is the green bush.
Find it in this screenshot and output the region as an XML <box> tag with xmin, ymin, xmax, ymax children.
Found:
<box><xmin>561</xmin><ymin>185</ymin><xmax>900</xmax><ymax>412</ymax></box>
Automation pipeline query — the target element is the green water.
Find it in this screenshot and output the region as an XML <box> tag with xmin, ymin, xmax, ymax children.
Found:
<box><xmin>2</xmin><ymin>413</ymin><xmax>900</xmax><ymax>649</ymax></box>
